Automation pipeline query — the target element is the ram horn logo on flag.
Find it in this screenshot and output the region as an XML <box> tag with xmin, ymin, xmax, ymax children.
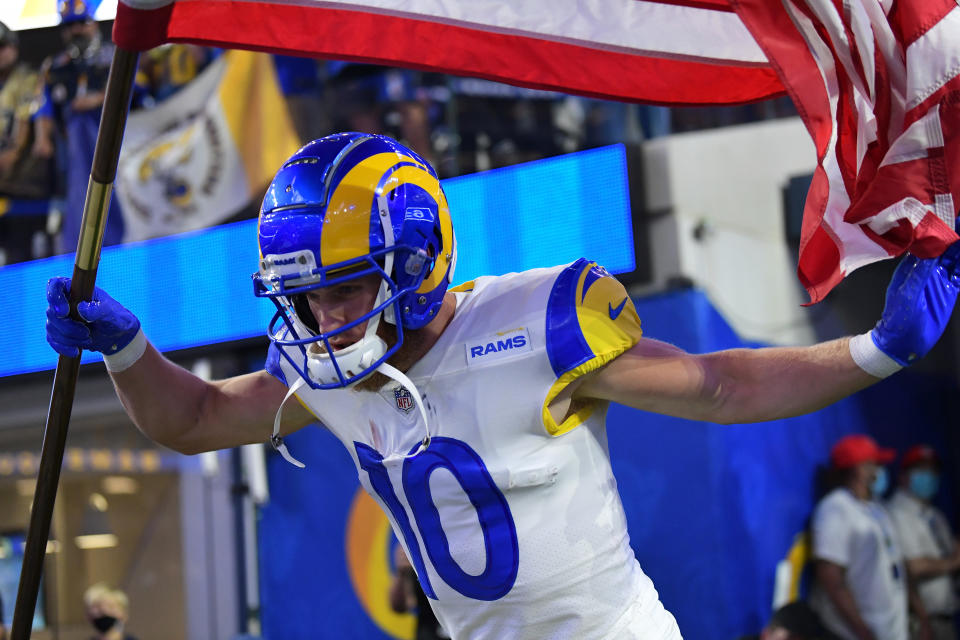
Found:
<box><xmin>115</xmin><ymin>50</ymin><xmax>301</xmax><ymax>242</ymax></box>
<box><xmin>112</xmin><ymin>0</ymin><xmax>960</xmax><ymax>302</ymax></box>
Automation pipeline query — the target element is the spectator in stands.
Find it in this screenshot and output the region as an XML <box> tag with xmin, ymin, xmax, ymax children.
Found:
<box><xmin>141</xmin><ymin>43</ymin><xmax>213</xmax><ymax>103</ymax></box>
<box><xmin>272</xmin><ymin>55</ymin><xmax>327</xmax><ymax>143</ymax></box>
<box><xmin>83</xmin><ymin>583</ymin><xmax>138</xmax><ymax>640</ymax></box>
<box><xmin>34</xmin><ymin>0</ymin><xmax>127</xmax><ymax>253</ymax></box>
<box><xmin>887</xmin><ymin>444</ymin><xmax>960</xmax><ymax>640</ymax></box>
<box><xmin>389</xmin><ymin>546</ymin><xmax>449</xmax><ymax>640</ymax></box>
<box><xmin>0</xmin><ymin>19</ymin><xmax>54</xmax><ymax>265</ymax></box>
<box><xmin>0</xmin><ymin>20</ymin><xmax>39</xmax><ymax>186</ymax></box>
<box><xmin>809</xmin><ymin>434</ymin><xmax>909</xmax><ymax>640</ymax></box>
<box><xmin>326</xmin><ymin>63</ymin><xmax>437</xmax><ymax>167</ymax></box>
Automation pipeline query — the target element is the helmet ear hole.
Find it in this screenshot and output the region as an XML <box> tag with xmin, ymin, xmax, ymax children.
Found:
<box><xmin>428</xmin><ymin>227</ymin><xmax>443</xmax><ymax>263</ymax></box>
<box><xmin>290</xmin><ymin>294</ymin><xmax>319</xmax><ymax>335</ymax></box>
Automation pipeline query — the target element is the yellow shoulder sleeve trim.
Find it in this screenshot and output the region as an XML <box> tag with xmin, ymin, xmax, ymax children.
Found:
<box><xmin>540</xmin><ymin>260</ymin><xmax>641</xmax><ymax>436</ymax></box>
<box><xmin>449</xmin><ymin>279</ymin><xmax>475</xmax><ymax>293</ymax></box>
<box><xmin>541</xmin><ymin>349</ymin><xmax>625</xmax><ymax>436</ymax></box>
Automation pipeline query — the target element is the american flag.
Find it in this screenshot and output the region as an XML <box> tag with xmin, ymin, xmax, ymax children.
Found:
<box><xmin>736</xmin><ymin>0</ymin><xmax>960</xmax><ymax>302</ymax></box>
<box><xmin>113</xmin><ymin>0</ymin><xmax>959</xmax><ymax>302</ymax></box>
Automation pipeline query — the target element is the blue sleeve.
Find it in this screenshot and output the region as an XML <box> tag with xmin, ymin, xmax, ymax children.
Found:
<box><xmin>540</xmin><ymin>258</ymin><xmax>643</xmax><ymax>437</ymax></box>
<box><xmin>545</xmin><ymin>258</ymin><xmax>642</xmax><ymax>379</ymax></box>
<box><xmin>264</xmin><ymin>342</ymin><xmax>288</xmax><ymax>386</ymax></box>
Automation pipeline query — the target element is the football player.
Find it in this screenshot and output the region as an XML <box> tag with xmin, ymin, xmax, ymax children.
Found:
<box><xmin>46</xmin><ymin>133</ymin><xmax>960</xmax><ymax>639</ymax></box>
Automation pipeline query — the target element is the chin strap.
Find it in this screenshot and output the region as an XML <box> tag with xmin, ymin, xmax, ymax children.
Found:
<box><xmin>270</xmin><ymin>362</ymin><xmax>431</xmax><ymax>469</ymax></box>
<box><xmin>376</xmin><ymin>361</ymin><xmax>431</xmax><ymax>463</ymax></box>
<box><xmin>270</xmin><ymin>377</ymin><xmax>307</xmax><ymax>468</ymax></box>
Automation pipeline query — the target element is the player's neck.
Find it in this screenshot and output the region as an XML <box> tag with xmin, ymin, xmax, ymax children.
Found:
<box><xmin>353</xmin><ymin>293</ymin><xmax>458</xmax><ymax>392</ymax></box>
<box><xmin>411</xmin><ymin>291</ymin><xmax>457</xmax><ymax>361</ymax></box>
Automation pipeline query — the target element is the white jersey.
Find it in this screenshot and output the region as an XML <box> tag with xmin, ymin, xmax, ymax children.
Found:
<box><xmin>268</xmin><ymin>260</ymin><xmax>681</xmax><ymax>640</ymax></box>
<box><xmin>886</xmin><ymin>489</ymin><xmax>959</xmax><ymax>616</ymax></box>
<box><xmin>809</xmin><ymin>488</ymin><xmax>908</xmax><ymax>640</ymax></box>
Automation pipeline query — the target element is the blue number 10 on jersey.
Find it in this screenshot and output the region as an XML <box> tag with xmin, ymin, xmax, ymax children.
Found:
<box><xmin>355</xmin><ymin>437</ymin><xmax>520</xmax><ymax>601</ymax></box>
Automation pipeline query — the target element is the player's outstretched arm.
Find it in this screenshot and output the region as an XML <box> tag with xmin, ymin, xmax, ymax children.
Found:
<box><xmin>576</xmin><ymin>235</ymin><xmax>960</xmax><ymax>424</ymax></box>
<box><xmin>575</xmin><ymin>335</ymin><xmax>870</xmax><ymax>423</ymax></box>
<box><xmin>45</xmin><ymin>277</ymin><xmax>315</xmax><ymax>454</ymax></box>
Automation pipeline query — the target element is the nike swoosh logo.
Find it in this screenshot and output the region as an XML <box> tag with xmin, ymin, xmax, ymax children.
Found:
<box><xmin>608</xmin><ymin>297</ymin><xmax>628</xmax><ymax>321</ymax></box>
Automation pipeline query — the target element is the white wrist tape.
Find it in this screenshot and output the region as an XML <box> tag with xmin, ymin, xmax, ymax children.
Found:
<box><xmin>103</xmin><ymin>329</ymin><xmax>148</xmax><ymax>373</ymax></box>
<box><xmin>849</xmin><ymin>332</ymin><xmax>902</xmax><ymax>379</ymax></box>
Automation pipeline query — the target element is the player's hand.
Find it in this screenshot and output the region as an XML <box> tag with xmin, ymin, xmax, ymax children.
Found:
<box><xmin>46</xmin><ymin>277</ymin><xmax>140</xmax><ymax>358</ymax></box>
<box><xmin>870</xmin><ymin>221</ymin><xmax>960</xmax><ymax>366</ymax></box>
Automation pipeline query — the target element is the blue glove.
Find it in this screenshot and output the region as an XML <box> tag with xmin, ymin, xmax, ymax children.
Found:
<box><xmin>871</xmin><ymin>232</ymin><xmax>960</xmax><ymax>366</ymax></box>
<box><xmin>46</xmin><ymin>277</ymin><xmax>140</xmax><ymax>358</ymax></box>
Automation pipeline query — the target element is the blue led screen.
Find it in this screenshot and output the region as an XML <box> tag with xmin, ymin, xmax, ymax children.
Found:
<box><xmin>0</xmin><ymin>144</ymin><xmax>634</xmax><ymax>378</ymax></box>
<box><xmin>442</xmin><ymin>144</ymin><xmax>633</xmax><ymax>281</ymax></box>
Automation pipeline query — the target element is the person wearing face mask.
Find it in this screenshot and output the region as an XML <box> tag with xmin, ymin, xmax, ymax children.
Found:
<box><xmin>809</xmin><ymin>434</ymin><xmax>908</xmax><ymax>640</ymax></box>
<box><xmin>886</xmin><ymin>445</ymin><xmax>960</xmax><ymax>640</ymax></box>
<box><xmin>83</xmin><ymin>584</ymin><xmax>138</xmax><ymax>640</ymax></box>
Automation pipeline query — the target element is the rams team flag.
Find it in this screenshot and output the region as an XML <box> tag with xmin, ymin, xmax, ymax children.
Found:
<box><xmin>12</xmin><ymin>0</ymin><xmax>960</xmax><ymax>637</ymax></box>
<box><xmin>116</xmin><ymin>50</ymin><xmax>301</xmax><ymax>241</ymax></box>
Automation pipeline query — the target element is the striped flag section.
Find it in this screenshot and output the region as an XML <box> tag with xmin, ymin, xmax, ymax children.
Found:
<box><xmin>113</xmin><ymin>0</ymin><xmax>783</xmax><ymax>105</ymax></box>
<box><xmin>736</xmin><ymin>0</ymin><xmax>960</xmax><ymax>301</ymax></box>
<box><xmin>112</xmin><ymin>0</ymin><xmax>959</xmax><ymax>301</ymax></box>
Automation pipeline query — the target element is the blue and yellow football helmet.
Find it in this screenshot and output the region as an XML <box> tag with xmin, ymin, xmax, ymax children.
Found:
<box><xmin>253</xmin><ymin>133</ymin><xmax>457</xmax><ymax>389</ymax></box>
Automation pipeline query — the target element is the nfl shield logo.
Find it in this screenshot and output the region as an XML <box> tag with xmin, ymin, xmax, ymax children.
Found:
<box><xmin>393</xmin><ymin>386</ymin><xmax>415</xmax><ymax>414</ymax></box>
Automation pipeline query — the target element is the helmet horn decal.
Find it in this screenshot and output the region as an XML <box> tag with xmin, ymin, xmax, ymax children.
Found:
<box><xmin>319</xmin><ymin>134</ymin><xmax>374</xmax><ymax>206</ymax></box>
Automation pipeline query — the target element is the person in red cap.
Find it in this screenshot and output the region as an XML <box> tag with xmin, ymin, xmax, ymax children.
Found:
<box><xmin>809</xmin><ymin>434</ymin><xmax>908</xmax><ymax>640</ymax></box>
<box><xmin>887</xmin><ymin>445</ymin><xmax>960</xmax><ymax>640</ymax></box>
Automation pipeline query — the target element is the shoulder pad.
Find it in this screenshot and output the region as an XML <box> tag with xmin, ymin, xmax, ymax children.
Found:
<box><xmin>545</xmin><ymin>258</ymin><xmax>642</xmax><ymax>378</ymax></box>
<box><xmin>264</xmin><ymin>342</ymin><xmax>288</xmax><ymax>386</ymax></box>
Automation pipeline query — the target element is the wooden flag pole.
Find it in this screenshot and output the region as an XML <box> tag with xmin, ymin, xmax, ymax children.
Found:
<box><xmin>10</xmin><ymin>46</ymin><xmax>140</xmax><ymax>640</ymax></box>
